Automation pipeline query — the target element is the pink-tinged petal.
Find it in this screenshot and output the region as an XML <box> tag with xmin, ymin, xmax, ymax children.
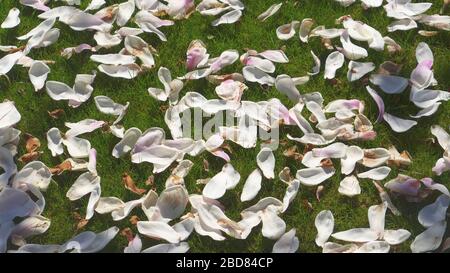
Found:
<box><xmin>420</xmin><ymin>177</ymin><xmax>450</xmax><ymax>197</ymax></box>
<box><xmin>88</xmin><ymin>148</ymin><xmax>97</xmax><ymax>176</ymax></box>
<box><xmin>211</xmin><ymin>149</ymin><xmax>230</xmax><ymax>162</ymax></box>
<box><xmin>432</xmin><ymin>157</ymin><xmax>450</xmax><ymax>176</ymax></box>
<box><xmin>366</xmin><ymin>86</ymin><xmax>385</xmax><ymax>123</ymax></box>
<box><xmin>385</xmin><ymin>175</ymin><xmax>421</xmax><ymax>197</ymax></box>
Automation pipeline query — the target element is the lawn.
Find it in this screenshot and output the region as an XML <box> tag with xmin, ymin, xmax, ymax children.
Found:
<box><xmin>0</xmin><ymin>0</ymin><xmax>449</xmax><ymax>253</ymax></box>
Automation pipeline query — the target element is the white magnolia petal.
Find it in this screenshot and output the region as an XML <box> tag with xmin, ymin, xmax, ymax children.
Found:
<box><xmin>315</xmin><ymin>210</ymin><xmax>334</xmax><ymax>247</ymax></box>
<box><xmin>124</xmin><ymin>35</ymin><xmax>154</xmax><ymax>68</ymax></box>
<box><xmin>281</xmin><ymin>180</ymin><xmax>300</xmax><ymax>212</ymax></box>
<box><xmin>243</xmin><ymin>66</ymin><xmax>275</xmax><ymax>86</ymax></box>
<box><xmin>66</xmin><ymin>11</ymin><xmax>111</xmax><ymax>32</ymax></box>
<box><xmin>308</xmin><ymin>50</ymin><xmax>321</xmax><ymax>76</ymax></box>
<box><xmin>137</xmin><ymin>221</ymin><xmax>180</xmax><ymax>243</ymax></box>
<box><xmin>312</xmin><ymin>142</ymin><xmax>348</xmax><ymax>158</ymax></box>
<box><xmin>13</xmin><ymin>161</ymin><xmax>52</xmax><ymax>191</ymax></box>
<box><xmin>275</xmin><ymin>75</ymin><xmax>301</xmax><ymax>102</ymax></box>
<box><xmin>112</xmin><ymin>128</ymin><xmax>142</xmax><ymax>158</ymax></box>
<box><xmin>362</xmin><ymin>148</ymin><xmax>390</xmax><ymax>168</ymax></box>
<box><xmin>142</xmin><ymin>242</ymin><xmax>190</xmax><ymax>253</ymax></box>
<box><xmin>341</xmin><ymin>146</ymin><xmax>364</xmax><ymax>175</ymax></box>
<box><xmin>256</xmin><ymin>147</ymin><xmax>275</xmax><ymax>179</ymax></box>
<box><xmin>257</xmin><ymin>3</ymin><xmax>282</xmax><ymax>22</ymax></box>
<box><xmin>85</xmin><ymin>0</ymin><xmax>106</xmax><ymax>11</ymax></box>
<box><xmin>0</xmin><ymin>187</ymin><xmax>39</xmax><ymax>223</ymax></box>
<box><xmin>416</xmin><ymin>42</ymin><xmax>433</xmax><ymax>64</ymax></box>
<box><xmin>431</xmin><ymin>125</ymin><xmax>450</xmax><ymax>150</ymax></box>
<box><xmin>322</xmin><ymin>242</ymin><xmax>358</xmax><ymax>253</ymax></box>
<box><xmin>95</xmin><ymin>197</ymin><xmax>125</xmax><ymax>214</ymax></box>
<box><xmin>46</xmin><ymin>128</ymin><xmax>63</xmax><ymax>157</ymax></box>
<box><xmin>91</xmin><ymin>54</ymin><xmax>136</xmax><ymax>65</ymax></box>
<box><xmin>383</xmin><ymin>112</ymin><xmax>417</xmax><ymax>133</ymax></box>
<box><xmin>347</xmin><ymin>61</ymin><xmax>375</xmax><ymax>82</ymax></box>
<box><xmin>61</xmin><ymin>226</ymin><xmax>119</xmax><ymax>253</ymax></box>
<box><xmin>299</xmin><ymin>18</ymin><xmax>314</xmax><ymax>43</ymax></box>
<box><xmin>63</xmin><ymin>137</ymin><xmax>91</xmax><ymax>158</ymax></box>
<box><xmin>411</xmin><ymin>221</ymin><xmax>447</xmax><ymax>253</ymax></box>
<box><xmin>0</xmin><ymin>101</ymin><xmax>21</xmax><ymax>129</ymax></box>
<box><xmin>117</xmin><ymin>1</ymin><xmax>135</xmax><ymax>27</ymax></box>
<box><xmin>324</xmin><ymin>51</ymin><xmax>344</xmax><ymax>79</ymax></box>
<box><xmin>357</xmin><ymin>166</ymin><xmax>391</xmax><ymax>181</ymax></box>
<box><xmin>66</xmin><ymin>172</ymin><xmax>100</xmax><ymax>201</ymax></box>
<box><xmin>369</xmin><ymin>74</ymin><xmax>409</xmax><ymax>94</ymax></box>
<box><xmin>296</xmin><ymin>167</ymin><xmax>335</xmax><ymax>186</ymax></box>
<box><xmin>203</xmin><ymin>163</ymin><xmax>240</xmax><ymax>199</ymax></box>
<box><xmin>383</xmin><ymin>229</ymin><xmax>411</xmax><ymax>245</ymax></box>
<box><xmin>1</xmin><ymin>8</ymin><xmax>20</xmax><ymax>29</ymax></box>
<box><xmin>261</xmin><ymin>210</ymin><xmax>286</xmax><ymax>240</ymax></box>
<box><xmin>258</xmin><ymin>50</ymin><xmax>289</xmax><ymax>63</ymax></box>
<box><xmin>98</xmin><ymin>64</ymin><xmax>141</xmax><ymax>79</ymax></box>
<box><xmin>361</xmin><ymin>0</ymin><xmax>382</xmax><ymax>8</ymax></box>
<box><xmin>276</xmin><ymin>21</ymin><xmax>299</xmax><ymax>40</ymax></box>
<box><xmin>354</xmin><ymin>241</ymin><xmax>390</xmax><ymax>253</ymax></box>
<box><xmin>11</xmin><ymin>215</ymin><xmax>50</xmax><ymax>244</ymax></box>
<box><xmin>332</xmin><ymin>228</ymin><xmax>379</xmax><ymax>243</ymax></box>
<box><xmin>28</xmin><ymin>61</ymin><xmax>50</xmax><ymax>92</ymax></box>
<box><xmin>410</xmin><ymin>103</ymin><xmax>441</xmax><ymax>119</ymax></box>
<box><xmin>157</xmin><ymin>185</ymin><xmax>189</xmax><ymax>220</ymax></box>
<box><xmin>240</xmin><ymin>169</ymin><xmax>263</xmax><ymax>202</ymax></box>
<box><xmin>368</xmin><ymin>202</ymin><xmax>387</xmax><ymax>238</ymax></box>
<box><xmin>387</xmin><ymin>18</ymin><xmax>417</xmax><ymax>32</ymax></box>
<box><xmin>418</xmin><ymin>194</ymin><xmax>450</xmax><ymax>228</ymax></box>
<box><xmin>212</xmin><ymin>9</ymin><xmax>242</xmax><ymax>26</ymax></box>
<box><xmin>338</xmin><ymin>176</ymin><xmax>361</xmax><ymax>197</ymax></box>
<box><xmin>340</xmin><ymin>30</ymin><xmax>368</xmax><ymax>60</ymax></box>
<box><xmin>272</xmin><ymin>228</ymin><xmax>299</xmax><ymax>253</ymax></box>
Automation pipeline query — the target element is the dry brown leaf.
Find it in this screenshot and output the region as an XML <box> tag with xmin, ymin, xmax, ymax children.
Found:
<box><xmin>24</xmin><ymin>133</ymin><xmax>41</xmax><ymax>153</ymax></box>
<box><xmin>129</xmin><ymin>215</ymin><xmax>140</xmax><ymax>225</ymax></box>
<box><xmin>18</xmin><ymin>151</ymin><xmax>42</xmax><ymax>164</ymax></box>
<box><xmin>120</xmin><ymin>227</ymin><xmax>134</xmax><ymax>242</ymax></box>
<box><xmin>122</xmin><ymin>173</ymin><xmax>147</xmax><ymax>195</ymax></box>
<box><xmin>48</xmin><ymin>109</ymin><xmax>65</xmax><ymax>119</ymax></box>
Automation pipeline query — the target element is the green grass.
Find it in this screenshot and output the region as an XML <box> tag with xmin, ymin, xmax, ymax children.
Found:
<box><xmin>1</xmin><ymin>0</ymin><xmax>449</xmax><ymax>253</ymax></box>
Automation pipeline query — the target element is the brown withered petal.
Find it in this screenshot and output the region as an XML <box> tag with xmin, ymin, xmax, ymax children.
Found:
<box><xmin>320</xmin><ymin>158</ymin><xmax>334</xmax><ymax>168</ymax></box>
<box><xmin>418</xmin><ymin>30</ymin><xmax>438</xmax><ymax>37</ymax></box>
<box><xmin>221</xmin><ymin>143</ymin><xmax>233</xmax><ymax>154</ymax></box>
<box><xmin>122</xmin><ymin>173</ymin><xmax>147</xmax><ymax>195</ymax></box>
<box><xmin>129</xmin><ymin>215</ymin><xmax>140</xmax><ymax>225</ymax></box>
<box><xmin>120</xmin><ymin>227</ymin><xmax>134</xmax><ymax>242</ymax></box>
<box><xmin>48</xmin><ymin>109</ymin><xmax>65</xmax><ymax>119</ymax></box>
<box><xmin>316</xmin><ymin>185</ymin><xmax>324</xmax><ymax>202</ymax></box>
<box><xmin>302</xmin><ymin>199</ymin><xmax>313</xmax><ymax>211</ymax></box>
<box><xmin>283</xmin><ymin>146</ymin><xmax>298</xmax><ymax>157</ymax></box>
<box><xmin>203</xmin><ymin>158</ymin><xmax>210</xmax><ymax>172</ymax></box>
<box><xmin>145</xmin><ymin>175</ymin><xmax>154</xmax><ymax>186</ymax></box>
<box><xmin>378</xmin><ymin>61</ymin><xmax>402</xmax><ymax>76</ymax></box>
<box><xmin>73</xmin><ymin>212</ymin><xmax>89</xmax><ymax>231</ymax></box>
<box><xmin>19</xmin><ymin>151</ymin><xmax>42</xmax><ymax>164</ymax></box>
<box><xmin>50</xmin><ymin>160</ymin><xmax>73</xmax><ymax>175</ymax></box>
<box><xmin>24</xmin><ymin>133</ymin><xmax>41</xmax><ymax>153</ymax></box>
